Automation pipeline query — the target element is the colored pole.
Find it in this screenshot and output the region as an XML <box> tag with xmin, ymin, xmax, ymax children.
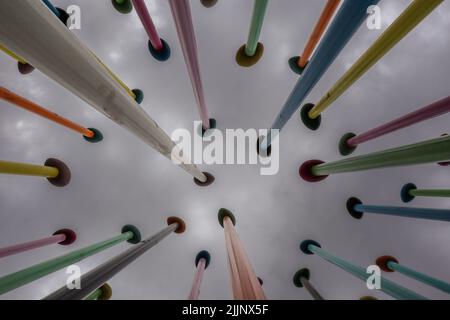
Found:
<box><xmin>218</xmin><ymin>209</ymin><xmax>266</xmax><ymax>300</ymax></box>
<box><xmin>42</xmin><ymin>0</ymin><xmax>61</xmax><ymax>17</ymax></box>
<box><xmin>0</xmin><ymin>0</ymin><xmax>210</xmax><ymax>184</ymax></box>
<box><xmin>260</xmin><ymin>0</ymin><xmax>379</xmax><ymax>150</ymax></box>
<box><xmin>0</xmin><ymin>87</ymin><xmax>103</xmax><ymax>143</ymax></box>
<box><xmin>376</xmin><ymin>256</ymin><xmax>450</xmax><ymax>294</ymax></box>
<box><xmin>339</xmin><ymin>96</ymin><xmax>450</xmax><ymax>155</ymax></box>
<box><xmin>0</xmin><ymin>225</ymin><xmax>140</xmax><ymax>295</ymax></box>
<box><xmin>188</xmin><ymin>250</ymin><xmax>211</xmax><ymax>300</ymax></box>
<box><xmin>85</xmin><ymin>283</ymin><xmax>112</xmax><ymax>300</ymax></box>
<box><xmin>168</xmin><ymin>0</ymin><xmax>214</xmax><ymax>132</ymax></box>
<box><xmin>131</xmin><ymin>0</ymin><xmax>171</xmax><ymax>62</ymax></box>
<box><xmin>0</xmin><ymin>158</ymin><xmax>71</xmax><ymax>187</ymax></box>
<box><xmin>0</xmin><ymin>43</ymin><xmax>35</xmax><ymax>75</ymax></box>
<box><xmin>289</xmin><ymin>0</ymin><xmax>341</xmax><ymax>74</ymax></box>
<box><xmin>293</xmin><ymin>268</ymin><xmax>324</xmax><ymax>300</ymax></box>
<box><xmin>299</xmin><ymin>135</ymin><xmax>450</xmax><ymax>182</ymax></box>
<box><xmin>43</xmin><ymin>217</ymin><xmax>186</xmax><ymax>300</ymax></box>
<box><xmin>235</xmin><ymin>0</ymin><xmax>268</xmax><ymax>67</ymax></box>
<box><xmin>0</xmin><ymin>229</ymin><xmax>76</xmax><ymax>259</ymax></box>
<box><xmin>346</xmin><ymin>197</ymin><xmax>450</xmax><ymax>222</ymax></box>
<box><xmin>401</xmin><ymin>183</ymin><xmax>450</xmax><ymax>203</ymax></box>
<box><xmin>300</xmin><ymin>240</ymin><xmax>427</xmax><ymax>300</ymax></box>
<box><xmin>308</xmin><ymin>0</ymin><xmax>444</xmax><ymax>121</ymax></box>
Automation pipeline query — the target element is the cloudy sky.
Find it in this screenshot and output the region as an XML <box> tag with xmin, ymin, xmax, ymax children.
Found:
<box><xmin>0</xmin><ymin>0</ymin><xmax>449</xmax><ymax>300</ymax></box>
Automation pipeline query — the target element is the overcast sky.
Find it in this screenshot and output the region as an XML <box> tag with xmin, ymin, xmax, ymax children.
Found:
<box><xmin>1</xmin><ymin>0</ymin><xmax>449</xmax><ymax>300</ymax></box>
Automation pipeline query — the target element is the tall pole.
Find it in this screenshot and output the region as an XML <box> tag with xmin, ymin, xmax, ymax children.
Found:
<box><xmin>0</xmin><ymin>225</ymin><xmax>141</xmax><ymax>295</ymax></box>
<box><xmin>43</xmin><ymin>217</ymin><xmax>186</xmax><ymax>300</ymax></box>
<box><xmin>300</xmin><ymin>240</ymin><xmax>427</xmax><ymax>300</ymax></box>
<box><xmin>401</xmin><ymin>183</ymin><xmax>450</xmax><ymax>203</ymax></box>
<box><xmin>339</xmin><ymin>96</ymin><xmax>450</xmax><ymax>156</ymax></box>
<box><xmin>168</xmin><ymin>0</ymin><xmax>215</xmax><ymax>133</ymax></box>
<box><xmin>289</xmin><ymin>0</ymin><xmax>341</xmax><ymax>75</ymax></box>
<box><xmin>299</xmin><ymin>135</ymin><xmax>450</xmax><ymax>182</ymax></box>
<box><xmin>0</xmin><ymin>229</ymin><xmax>76</xmax><ymax>259</ymax></box>
<box><xmin>85</xmin><ymin>283</ymin><xmax>112</xmax><ymax>300</ymax></box>
<box><xmin>259</xmin><ymin>0</ymin><xmax>379</xmax><ymax>152</ymax></box>
<box><xmin>188</xmin><ymin>250</ymin><xmax>211</xmax><ymax>300</ymax></box>
<box><xmin>306</xmin><ymin>0</ymin><xmax>444</xmax><ymax>127</ymax></box>
<box><xmin>293</xmin><ymin>268</ymin><xmax>324</xmax><ymax>300</ymax></box>
<box><xmin>346</xmin><ymin>197</ymin><xmax>450</xmax><ymax>222</ymax></box>
<box><xmin>376</xmin><ymin>256</ymin><xmax>450</xmax><ymax>294</ymax></box>
<box><xmin>0</xmin><ymin>158</ymin><xmax>71</xmax><ymax>187</ymax></box>
<box><xmin>219</xmin><ymin>209</ymin><xmax>266</xmax><ymax>300</ymax></box>
<box><xmin>1</xmin><ymin>87</ymin><xmax>103</xmax><ymax>143</ymax></box>
<box><xmin>0</xmin><ymin>43</ymin><xmax>35</xmax><ymax>74</ymax></box>
<box><xmin>235</xmin><ymin>0</ymin><xmax>269</xmax><ymax>67</ymax></box>
<box><xmin>131</xmin><ymin>0</ymin><xmax>171</xmax><ymax>61</ymax></box>
<box><xmin>0</xmin><ymin>0</ymin><xmax>211</xmax><ymax>184</ymax></box>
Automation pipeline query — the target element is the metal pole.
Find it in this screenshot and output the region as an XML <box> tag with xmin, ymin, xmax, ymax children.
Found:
<box><xmin>0</xmin><ymin>0</ymin><xmax>209</xmax><ymax>183</ymax></box>
<box><xmin>376</xmin><ymin>256</ymin><xmax>450</xmax><ymax>294</ymax></box>
<box><xmin>219</xmin><ymin>209</ymin><xmax>266</xmax><ymax>300</ymax></box>
<box><xmin>188</xmin><ymin>250</ymin><xmax>211</xmax><ymax>300</ymax></box>
<box><xmin>308</xmin><ymin>0</ymin><xmax>444</xmax><ymax>121</ymax></box>
<box><xmin>0</xmin><ymin>225</ymin><xmax>140</xmax><ymax>295</ymax></box>
<box><xmin>300</xmin><ymin>135</ymin><xmax>450</xmax><ymax>182</ymax></box>
<box><xmin>43</xmin><ymin>217</ymin><xmax>185</xmax><ymax>300</ymax></box>
<box><xmin>131</xmin><ymin>0</ymin><xmax>171</xmax><ymax>61</ymax></box>
<box><xmin>300</xmin><ymin>240</ymin><xmax>427</xmax><ymax>300</ymax></box>
<box><xmin>339</xmin><ymin>96</ymin><xmax>450</xmax><ymax>156</ymax></box>
<box><xmin>289</xmin><ymin>0</ymin><xmax>341</xmax><ymax>74</ymax></box>
<box><xmin>168</xmin><ymin>0</ymin><xmax>213</xmax><ymax>132</ymax></box>
<box><xmin>0</xmin><ymin>158</ymin><xmax>71</xmax><ymax>187</ymax></box>
<box><xmin>0</xmin><ymin>87</ymin><xmax>102</xmax><ymax>143</ymax></box>
<box><xmin>0</xmin><ymin>229</ymin><xmax>76</xmax><ymax>259</ymax></box>
<box><xmin>259</xmin><ymin>0</ymin><xmax>379</xmax><ymax>151</ymax></box>
<box><xmin>346</xmin><ymin>197</ymin><xmax>450</xmax><ymax>222</ymax></box>
<box><xmin>293</xmin><ymin>268</ymin><xmax>324</xmax><ymax>300</ymax></box>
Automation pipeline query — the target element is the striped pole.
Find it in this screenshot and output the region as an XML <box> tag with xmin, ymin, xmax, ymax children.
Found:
<box><xmin>168</xmin><ymin>0</ymin><xmax>215</xmax><ymax>133</ymax></box>
<box><xmin>0</xmin><ymin>229</ymin><xmax>76</xmax><ymax>259</ymax></box>
<box><xmin>306</xmin><ymin>0</ymin><xmax>444</xmax><ymax>127</ymax></box>
<box><xmin>111</xmin><ymin>0</ymin><xmax>133</xmax><ymax>14</ymax></box>
<box><xmin>346</xmin><ymin>197</ymin><xmax>450</xmax><ymax>222</ymax></box>
<box><xmin>0</xmin><ymin>225</ymin><xmax>141</xmax><ymax>295</ymax></box>
<box><xmin>85</xmin><ymin>283</ymin><xmax>112</xmax><ymax>300</ymax></box>
<box><xmin>259</xmin><ymin>0</ymin><xmax>379</xmax><ymax>152</ymax></box>
<box><xmin>293</xmin><ymin>268</ymin><xmax>324</xmax><ymax>300</ymax></box>
<box><xmin>218</xmin><ymin>209</ymin><xmax>266</xmax><ymax>300</ymax></box>
<box><xmin>0</xmin><ymin>43</ymin><xmax>35</xmax><ymax>75</ymax></box>
<box><xmin>188</xmin><ymin>250</ymin><xmax>211</xmax><ymax>300</ymax></box>
<box><xmin>131</xmin><ymin>0</ymin><xmax>171</xmax><ymax>62</ymax></box>
<box><xmin>339</xmin><ymin>96</ymin><xmax>450</xmax><ymax>156</ymax></box>
<box><xmin>200</xmin><ymin>0</ymin><xmax>218</xmax><ymax>8</ymax></box>
<box><xmin>299</xmin><ymin>135</ymin><xmax>450</xmax><ymax>182</ymax></box>
<box><xmin>376</xmin><ymin>256</ymin><xmax>450</xmax><ymax>294</ymax></box>
<box><xmin>289</xmin><ymin>0</ymin><xmax>341</xmax><ymax>75</ymax></box>
<box><xmin>401</xmin><ymin>183</ymin><xmax>450</xmax><ymax>203</ymax></box>
<box><xmin>43</xmin><ymin>217</ymin><xmax>186</xmax><ymax>300</ymax></box>
<box><xmin>235</xmin><ymin>0</ymin><xmax>269</xmax><ymax>67</ymax></box>
<box><xmin>0</xmin><ymin>158</ymin><xmax>71</xmax><ymax>187</ymax></box>
<box><xmin>0</xmin><ymin>0</ymin><xmax>212</xmax><ymax>185</ymax></box>
<box><xmin>300</xmin><ymin>240</ymin><xmax>427</xmax><ymax>300</ymax></box>
<box><xmin>0</xmin><ymin>87</ymin><xmax>103</xmax><ymax>143</ymax></box>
